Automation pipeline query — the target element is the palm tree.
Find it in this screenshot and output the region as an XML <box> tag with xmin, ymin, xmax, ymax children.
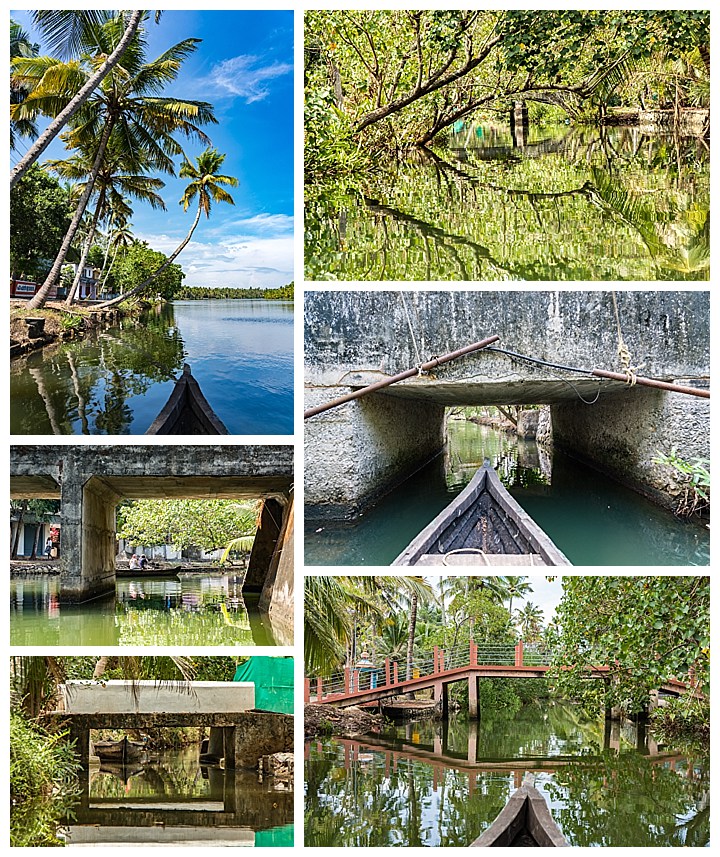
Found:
<box><xmin>516</xmin><ymin>601</ymin><xmax>544</xmax><ymax>643</ymax></box>
<box><xmin>46</xmin><ymin>143</ymin><xmax>166</xmax><ymax>305</ymax></box>
<box><xmin>10</xmin><ymin>19</ymin><xmax>40</xmax><ymax>150</ymax></box>
<box><xmin>93</xmin><ymin>147</ymin><xmax>238</xmax><ymax>309</ymax></box>
<box><xmin>14</xmin><ymin>16</ymin><xmax>215</xmax><ymax>310</ymax></box>
<box><xmin>505</xmin><ymin>576</ymin><xmax>533</xmax><ymax>617</ymax></box>
<box><xmin>10</xmin><ymin>10</ymin><xmax>147</xmax><ymax>189</ymax></box>
<box><xmin>99</xmin><ymin>211</ymin><xmax>134</xmax><ymax>293</ymax></box>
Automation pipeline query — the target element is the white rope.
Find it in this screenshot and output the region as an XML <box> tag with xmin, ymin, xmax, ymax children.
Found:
<box><xmin>399</xmin><ymin>292</ymin><xmax>425</xmax><ymax>374</ymax></box>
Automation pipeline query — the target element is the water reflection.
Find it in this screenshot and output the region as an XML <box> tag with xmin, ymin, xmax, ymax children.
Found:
<box><xmin>61</xmin><ymin>748</ymin><xmax>294</xmax><ymax>846</ymax></box>
<box><xmin>10</xmin><ymin>574</ymin><xmax>276</xmax><ymax>646</ymax></box>
<box><xmin>305</xmin><ymin>707</ymin><xmax>709</xmax><ymax>847</ymax></box>
<box><xmin>305</xmin><ymin>126</ymin><xmax>709</xmax><ymax>281</ymax></box>
<box><xmin>305</xmin><ymin>421</ymin><xmax>709</xmax><ymax>566</ymax></box>
<box><xmin>10</xmin><ymin>299</ymin><xmax>294</xmax><ymax>435</ymax></box>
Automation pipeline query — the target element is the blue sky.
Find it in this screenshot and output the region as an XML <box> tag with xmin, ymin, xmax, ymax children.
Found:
<box><xmin>11</xmin><ymin>10</ymin><xmax>294</xmax><ymax>288</ymax></box>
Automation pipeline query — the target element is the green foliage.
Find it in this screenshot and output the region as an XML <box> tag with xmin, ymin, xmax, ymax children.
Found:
<box><xmin>305</xmin><ymin>85</ymin><xmax>368</xmax><ymax>179</ymax></box>
<box><xmin>10</xmin><ymin>165</ymin><xmax>70</xmax><ymax>279</ymax></box>
<box><xmin>653</xmin><ymin>449</ymin><xmax>710</xmax><ymax>517</ymax></box>
<box><xmin>175</xmin><ymin>283</ymin><xmax>294</xmax><ymax>300</ymax></box>
<box><xmin>10</xmin><ymin>712</ymin><xmax>80</xmax><ymax>801</ymax></box>
<box><xmin>651</xmin><ymin>697</ymin><xmax>709</xmax><ymax>749</ymax></box>
<box><xmin>190</xmin><ymin>656</ymin><xmax>244</xmax><ymax>682</ymax></box>
<box><xmin>59</xmin><ymin>313</ymin><xmax>84</xmax><ymax>331</ymax></box>
<box><xmin>110</xmin><ymin>241</ymin><xmax>185</xmax><ymax>301</ymax></box>
<box><xmin>548</xmin><ymin>576</ymin><xmax>709</xmax><ymax>714</ymax></box>
<box><xmin>117</xmin><ymin>498</ymin><xmax>259</xmax><ymax>553</ymax></box>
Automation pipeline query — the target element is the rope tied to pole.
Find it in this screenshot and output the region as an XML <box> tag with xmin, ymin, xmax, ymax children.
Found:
<box><xmin>611</xmin><ymin>291</ymin><xmax>643</xmax><ymax>387</ymax></box>
<box><xmin>400</xmin><ymin>292</ymin><xmax>425</xmax><ymax>374</ymax></box>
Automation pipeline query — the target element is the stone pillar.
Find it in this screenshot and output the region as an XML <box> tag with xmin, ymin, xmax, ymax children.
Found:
<box><xmin>259</xmin><ymin>496</ymin><xmax>294</xmax><ymax>643</ymax></box>
<box><xmin>510</xmin><ymin>101</ymin><xmax>529</xmax><ymax>147</ymax></box>
<box><xmin>305</xmin><ymin>389</ymin><xmax>446</xmax><ymax>517</ymax></box>
<box><xmin>60</xmin><ymin>473</ymin><xmax>120</xmax><ymax>603</ymax></box>
<box><xmin>551</xmin><ymin>385</ymin><xmax>710</xmax><ymax>511</ymax></box>
<box><xmin>231</xmin><ymin>712</ymin><xmax>293</xmax><ymax>769</ymax></box>
<box><xmin>433</xmin><ymin>680</ymin><xmax>448</xmax><ymax>720</ymax></box>
<box><xmin>245</xmin><ymin>498</ymin><xmax>284</xmax><ymax>591</ymax></box>
<box><xmin>223</xmin><ymin>726</ymin><xmax>237</xmax><ymax>770</ymax></box>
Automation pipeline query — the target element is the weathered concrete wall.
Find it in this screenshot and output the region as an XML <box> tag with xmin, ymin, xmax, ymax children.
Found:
<box><xmin>305</xmin><ymin>291</ymin><xmax>708</xmax><ymax>512</ymax></box>
<box><xmin>260</xmin><ymin>497</ymin><xmax>294</xmax><ymax>642</ymax></box>
<box><xmin>246</xmin><ymin>499</ymin><xmax>284</xmax><ymax>590</ymax></box>
<box><xmin>305</xmin><ymin>387</ymin><xmax>445</xmax><ymax>516</ymax></box>
<box><xmin>552</xmin><ymin>383</ymin><xmax>710</xmax><ymax>509</ymax></box>
<box><xmin>10</xmin><ymin>445</ymin><xmax>294</xmax><ymax>604</ymax></box>
<box><xmin>228</xmin><ymin>712</ymin><xmax>293</xmax><ymax>769</ymax></box>
<box><xmin>62</xmin><ymin>681</ymin><xmax>255</xmax><ymax>714</ymax></box>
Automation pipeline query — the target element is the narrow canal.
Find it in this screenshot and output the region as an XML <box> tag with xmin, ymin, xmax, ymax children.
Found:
<box><xmin>305</xmin><ymin>420</ymin><xmax>709</xmax><ymax>566</ymax></box>
<box><xmin>305</xmin><ymin>705</ymin><xmax>709</xmax><ymax>847</ymax></box>
<box><xmin>305</xmin><ymin>125</ymin><xmax>709</xmax><ymax>281</ymax></box>
<box><xmin>9</xmin><ymin>299</ymin><xmax>294</xmax><ymax>435</ymax></box>
<box><xmin>13</xmin><ymin>746</ymin><xmax>293</xmax><ymax>846</ymax></box>
<box><xmin>10</xmin><ymin>573</ymin><xmax>277</xmax><ymax>646</ymax></box>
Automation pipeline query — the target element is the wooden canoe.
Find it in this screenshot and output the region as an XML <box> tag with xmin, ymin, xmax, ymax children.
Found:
<box><xmin>392</xmin><ymin>462</ymin><xmax>571</xmax><ymax>566</ymax></box>
<box><xmin>146</xmin><ymin>363</ymin><xmax>229</xmax><ymax>435</ymax></box>
<box><xmin>93</xmin><ymin>736</ymin><xmax>146</xmax><ymax>763</ymax></box>
<box><xmin>471</xmin><ymin>774</ymin><xmax>569</xmax><ymax>847</ymax></box>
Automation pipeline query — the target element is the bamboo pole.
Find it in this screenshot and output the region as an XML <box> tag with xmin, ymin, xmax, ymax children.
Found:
<box><xmin>304</xmin><ymin>335</ymin><xmax>501</xmax><ymax>419</ymax></box>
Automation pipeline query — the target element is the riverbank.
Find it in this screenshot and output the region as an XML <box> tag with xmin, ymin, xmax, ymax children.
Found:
<box><xmin>10</xmin><ymin>301</ymin><xmax>130</xmax><ymax>358</ymax></box>
<box><xmin>304</xmin><ymin>703</ymin><xmax>383</xmax><ymax>739</ymax></box>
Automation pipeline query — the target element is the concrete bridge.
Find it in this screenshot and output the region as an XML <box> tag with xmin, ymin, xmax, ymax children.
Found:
<box><xmin>10</xmin><ymin>445</ymin><xmax>294</xmax><ymax>625</ymax></box>
<box><xmin>305</xmin><ymin>290</ymin><xmax>709</xmax><ymax>515</ymax></box>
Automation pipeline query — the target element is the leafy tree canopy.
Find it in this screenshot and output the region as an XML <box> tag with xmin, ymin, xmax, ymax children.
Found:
<box><xmin>10</xmin><ymin>164</ymin><xmax>70</xmax><ymax>279</ymax></box>
<box><xmin>110</xmin><ymin>241</ymin><xmax>185</xmax><ymax>301</ymax></box>
<box><xmin>117</xmin><ymin>499</ymin><xmax>259</xmax><ymax>553</ymax></box>
<box><xmin>548</xmin><ymin>576</ymin><xmax>709</xmax><ymax>713</ymax></box>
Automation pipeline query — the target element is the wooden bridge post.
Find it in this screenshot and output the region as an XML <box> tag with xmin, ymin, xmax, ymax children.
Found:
<box><xmin>470</xmin><ymin>640</ymin><xmax>478</xmax><ymax>667</ymax></box>
<box><xmin>515</xmin><ymin>640</ymin><xmax>524</xmax><ymax>667</ymax></box>
<box><xmin>439</xmin><ymin>649</ymin><xmax>445</xmax><ymax>672</ymax></box>
<box><xmin>304</xmin><ymin>677</ymin><xmax>310</xmax><ymax>704</ymax></box>
<box><xmin>317</xmin><ymin>677</ymin><xmax>323</xmax><ymax>701</ymax></box>
<box><xmin>344</xmin><ymin>667</ymin><xmax>351</xmax><ymax>694</ymax></box>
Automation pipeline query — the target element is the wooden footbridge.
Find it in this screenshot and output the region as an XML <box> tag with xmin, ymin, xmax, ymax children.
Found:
<box><xmin>305</xmin><ymin>642</ymin><xmax>694</xmax><ymax>718</ymax></box>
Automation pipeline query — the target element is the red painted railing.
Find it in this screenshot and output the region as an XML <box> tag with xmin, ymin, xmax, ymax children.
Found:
<box><xmin>305</xmin><ymin>641</ymin><xmax>549</xmax><ymax>703</ymax></box>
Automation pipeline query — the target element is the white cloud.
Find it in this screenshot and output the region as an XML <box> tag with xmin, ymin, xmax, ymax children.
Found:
<box><xmin>207</xmin><ymin>55</ymin><xmax>292</xmax><ymax>103</ymax></box>
<box><xmin>136</xmin><ymin>229</ymin><xmax>294</xmax><ymax>289</ymax></box>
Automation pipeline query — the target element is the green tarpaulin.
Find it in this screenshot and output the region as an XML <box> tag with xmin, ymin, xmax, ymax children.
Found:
<box><xmin>233</xmin><ymin>656</ymin><xmax>294</xmax><ymax>714</ymax></box>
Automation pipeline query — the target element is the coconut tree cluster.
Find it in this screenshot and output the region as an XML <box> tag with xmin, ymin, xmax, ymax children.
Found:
<box><xmin>10</xmin><ymin>11</ymin><xmax>237</xmax><ymax>311</ymax></box>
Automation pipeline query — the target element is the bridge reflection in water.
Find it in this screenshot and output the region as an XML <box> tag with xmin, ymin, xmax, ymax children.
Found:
<box><xmin>63</xmin><ymin>749</ymin><xmax>293</xmax><ymax>846</ymax></box>
<box><xmin>304</xmin><ymin>706</ymin><xmax>709</xmax><ymax>847</ymax></box>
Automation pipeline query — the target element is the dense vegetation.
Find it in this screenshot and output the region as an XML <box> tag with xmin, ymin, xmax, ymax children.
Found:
<box><xmin>305</xmin><ymin>9</ymin><xmax>709</xmax><ymax>173</ymax></box>
<box><xmin>174</xmin><ymin>283</ymin><xmax>294</xmax><ymax>301</ymax></box>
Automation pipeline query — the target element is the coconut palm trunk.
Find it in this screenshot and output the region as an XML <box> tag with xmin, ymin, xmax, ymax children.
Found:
<box><xmin>93</xmin><ymin>203</ymin><xmax>203</xmax><ymax>309</ymax></box>
<box><xmin>66</xmin><ymin>190</ymin><xmax>105</xmax><ymax>305</ymax></box>
<box><xmin>27</xmin><ymin>120</ymin><xmax>113</xmax><ymax>310</ymax></box>
<box><xmin>10</xmin><ymin>10</ymin><xmax>143</xmax><ymax>189</ymax></box>
<box><xmin>406</xmin><ymin>592</ymin><xmax>418</xmax><ymax>682</ymax></box>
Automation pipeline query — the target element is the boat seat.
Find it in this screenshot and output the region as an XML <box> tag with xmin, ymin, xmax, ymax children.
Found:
<box><xmin>414</xmin><ymin>553</ymin><xmax>548</xmax><ymax>566</ymax></box>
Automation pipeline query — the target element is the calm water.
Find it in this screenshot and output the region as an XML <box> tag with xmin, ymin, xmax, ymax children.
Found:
<box><xmin>305</xmin><ymin>126</ymin><xmax>709</xmax><ymax>281</ymax></box>
<box><xmin>305</xmin><ymin>705</ymin><xmax>709</xmax><ymax>847</ymax></box>
<box><xmin>10</xmin><ymin>573</ymin><xmax>278</xmax><ymax>646</ymax></box>
<box><xmin>12</xmin><ymin>746</ymin><xmax>293</xmax><ymax>846</ymax></box>
<box><xmin>305</xmin><ymin>421</ymin><xmax>709</xmax><ymax>566</ymax></box>
<box><xmin>9</xmin><ymin>299</ymin><xmax>294</xmax><ymax>434</ymax></box>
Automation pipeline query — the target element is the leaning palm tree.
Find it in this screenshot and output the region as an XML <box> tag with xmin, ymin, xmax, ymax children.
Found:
<box><xmin>14</xmin><ymin>16</ymin><xmax>215</xmax><ymax>310</ymax></box>
<box><xmin>99</xmin><ymin>212</ymin><xmax>135</xmax><ymax>293</ymax></box>
<box><xmin>46</xmin><ymin>143</ymin><xmax>166</xmax><ymax>305</ymax></box>
<box><xmin>93</xmin><ymin>147</ymin><xmax>238</xmax><ymax>309</ymax></box>
<box><xmin>10</xmin><ymin>19</ymin><xmax>40</xmax><ymax>150</ymax></box>
<box><xmin>10</xmin><ymin>10</ymin><xmax>148</xmax><ymax>189</ymax></box>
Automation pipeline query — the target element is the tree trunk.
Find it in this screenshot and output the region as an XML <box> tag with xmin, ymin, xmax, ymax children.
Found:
<box><xmin>27</xmin><ymin>120</ymin><xmax>114</xmax><ymax>310</ymax></box>
<box><xmin>66</xmin><ymin>189</ymin><xmax>105</xmax><ymax>306</ymax></box>
<box><xmin>30</xmin><ymin>523</ymin><xmax>42</xmax><ymax>559</ymax></box>
<box><xmin>10</xmin><ymin>10</ymin><xmax>143</xmax><ymax>189</ymax></box>
<box><xmin>92</xmin><ymin>203</ymin><xmax>202</xmax><ymax>309</ymax></box>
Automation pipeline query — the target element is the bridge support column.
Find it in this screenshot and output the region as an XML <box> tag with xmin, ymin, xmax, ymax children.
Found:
<box><xmin>434</xmin><ymin>680</ymin><xmax>448</xmax><ymax>720</ymax></box>
<box><xmin>552</xmin><ymin>385</ymin><xmax>709</xmax><ymax>511</ymax></box>
<box><xmin>468</xmin><ymin>675</ymin><xmax>479</xmax><ymax>719</ymax></box>
<box><xmin>228</xmin><ymin>712</ymin><xmax>293</xmax><ymax>769</ymax></box>
<box><xmin>60</xmin><ymin>474</ymin><xmax>120</xmax><ymax>603</ymax></box>
<box><xmin>258</xmin><ymin>496</ymin><xmax>294</xmax><ymax>642</ymax></box>
<box><xmin>305</xmin><ymin>389</ymin><xmax>446</xmax><ymax>517</ymax></box>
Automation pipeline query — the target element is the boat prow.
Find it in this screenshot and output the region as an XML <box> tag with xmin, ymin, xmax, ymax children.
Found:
<box><xmin>146</xmin><ymin>363</ymin><xmax>229</xmax><ymax>435</ymax></box>
<box><xmin>392</xmin><ymin>462</ymin><xmax>571</xmax><ymax>566</ymax></box>
<box><xmin>471</xmin><ymin>774</ymin><xmax>569</xmax><ymax>847</ymax></box>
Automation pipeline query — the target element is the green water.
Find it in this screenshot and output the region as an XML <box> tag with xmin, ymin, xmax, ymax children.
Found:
<box><xmin>10</xmin><ymin>574</ymin><xmax>276</xmax><ymax>646</ymax></box>
<box><xmin>10</xmin><ymin>299</ymin><xmax>294</xmax><ymax>435</ymax></box>
<box><xmin>305</xmin><ymin>705</ymin><xmax>709</xmax><ymax>847</ymax></box>
<box><xmin>305</xmin><ymin>125</ymin><xmax>709</xmax><ymax>281</ymax></box>
<box><xmin>305</xmin><ymin>421</ymin><xmax>709</xmax><ymax>566</ymax></box>
<box><xmin>12</xmin><ymin>747</ymin><xmax>293</xmax><ymax>846</ymax></box>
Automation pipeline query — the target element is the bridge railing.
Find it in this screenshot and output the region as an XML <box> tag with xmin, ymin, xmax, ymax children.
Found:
<box><xmin>305</xmin><ymin>640</ymin><xmax>551</xmax><ymax>703</ymax></box>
